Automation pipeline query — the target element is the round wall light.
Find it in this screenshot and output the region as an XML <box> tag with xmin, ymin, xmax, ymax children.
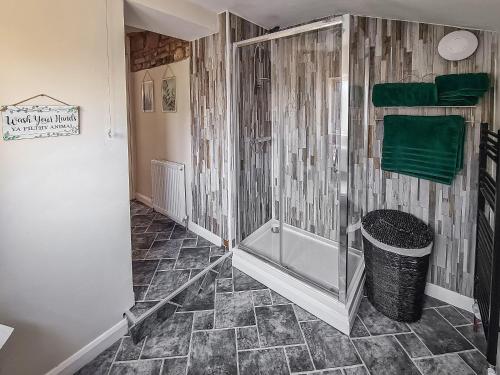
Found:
<box><xmin>438</xmin><ymin>30</ymin><xmax>478</xmax><ymax>61</ymax></box>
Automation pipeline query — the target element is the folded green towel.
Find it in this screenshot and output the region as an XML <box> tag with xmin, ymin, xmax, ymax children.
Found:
<box><xmin>437</xmin><ymin>96</ymin><xmax>479</xmax><ymax>106</ymax></box>
<box><xmin>382</xmin><ymin>165</ymin><xmax>454</xmax><ymax>185</ymax></box>
<box><xmin>382</xmin><ymin>115</ymin><xmax>465</xmax><ymax>184</ymax></box>
<box><xmin>435</xmin><ymin>73</ymin><xmax>489</xmax><ymax>96</ymax></box>
<box><xmin>372</xmin><ymin>82</ymin><xmax>438</xmax><ymax>107</ymax></box>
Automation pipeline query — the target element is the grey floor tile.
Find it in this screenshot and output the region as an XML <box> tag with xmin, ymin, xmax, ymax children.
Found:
<box><xmin>455</xmin><ymin>324</ymin><xmax>487</xmax><ymax>354</ymax></box>
<box><xmin>342</xmin><ymin>366</ymin><xmax>369</xmax><ymax>375</ymax></box>
<box><xmin>132</xmin><ymin>250</ymin><xmax>149</xmax><ymax>260</ymax></box>
<box><xmin>458</xmin><ymin>350</ymin><xmax>488</xmax><ymax>375</ymax></box>
<box><xmin>131</xmin><ymin>214</ymin><xmax>155</xmax><ymax>227</ymax></box>
<box><xmin>146</xmin><ymin>240</ymin><xmax>182</xmax><ymax>259</ymax></box>
<box><xmin>132</xmin><ymin>233</ymin><xmax>157</xmax><ymax>250</ymax></box>
<box><xmin>75</xmin><ymin>339</ymin><xmax>121</xmax><ymax>375</ymax></box>
<box><xmin>155</xmin><ymin>232</ymin><xmax>171</xmax><ymax>241</ymax></box>
<box><xmin>285</xmin><ymin>345</ymin><xmax>314</xmax><ymax>372</ymax></box>
<box><xmin>193</xmin><ymin>310</ymin><xmax>214</xmax><ymax>330</ymax></box>
<box><xmin>238</xmin><ymin>348</ymin><xmax>289</xmax><ymax>375</ymax></box>
<box><xmin>233</xmin><ymin>268</ymin><xmax>267</xmax><ymax>291</ymax></box>
<box><xmin>357</xmin><ymin>297</ymin><xmax>410</xmax><ymax>335</ymax></box>
<box><xmin>146</xmin><ymin>270</ymin><xmax>190</xmax><ymax>300</ymax></box>
<box><xmin>146</xmin><ymin>220</ymin><xmax>175</xmax><ymax>233</ymax></box>
<box><xmin>216</xmin><ymin>278</ymin><xmax>233</xmax><ymax>293</ymax></box>
<box><xmin>237</xmin><ymin>326</ymin><xmax>260</xmax><ymax>350</ymax></box>
<box><xmin>157</xmin><ymin>258</ymin><xmax>176</xmax><ymax>271</ymax></box>
<box><xmin>115</xmin><ymin>336</ymin><xmax>143</xmax><ymax>361</ymax></box>
<box><xmin>170</xmin><ymin>225</ymin><xmax>197</xmax><ymax>240</ymax></box>
<box><xmin>179</xmin><ymin>270</ymin><xmax>217</xmax><ymax>311</ymax></box>
<box><xmin>436</xmin><ymin>305</ymin><xmax>471</xmax><ymax>326</ymax></box>
<box><xmin>349</xmin><ymin>317</ymin><xmax>370</xmax><ymax>338</ymax></box>
<box><xmin>309</xmin><ymin>370</ymin><xmax>343</xmax><ymax>375</ymax></box>
<box><xmin>197</xmin><ymin>237</ymin><xmax>214</xmax><ymax>247</ymax></box>
<box><xmin>175</xmin><ymin>247</ymin><xmax>210</xmax><ymax>269</ymax></box>
<box><xmin>130</xmin><ymin>303</ymin><xmax>178</xmax><ymax>345</ymax></box>
<box><xmin>353</xmin><ymin>335</ymin><xmax>420</xmax><ymax>375</ymax></box>
<box><xmin>162</xmin><ymin>357</ymin><xmax>188</xmax><ymax>375</ymax></box>
<box><xmin>134</xmin><ymin>285</ymin><xmax>148</xmax><ymax>301</ymax></box>
<box><xmin>141</xmin><ymin>312</ymin><xmax>193</xmax><ymax>358</ymax></box>
<box><xmin>423</xmin><ymin>295</ymin><xmax>448</xmax><ymax>308</ymax></box>
<box><xmin>109</xmin><ymin>360</ymin><xmax>162</xmax><ymax>375</ymax></box>
<box><xmin>133</xmin><ymin>226</ymin><xmax>148</xmax><ymax>233</ymax></box>
<box><xmin>210</xmin><ymin>246</ymin><xmax>226</xmax><ymax>257</ymax></box>
<box><xmin>187</xmin><ymin>329</ymin><xmax>237</xmax><ymax>375</ymax></box>
<box><xmin>409</xmin><ymin>309</ymin><xmax>473</xmax><ymax>355</ymax></box>
<box><xmin>457</xmin><ymin>308</ymin><xmax>475</xmax><ymax>322</ymax></box>
<box><xmin>132</xmin><ymin>260</ymin><xmax>159</xmax><ymax>286</ymax></box>
<box><xmin>293</xmin><ymin>304</ymin><xmax>318</xmax><ymax>321</ymax></box>
<box><xmin>270</xmin><ymin>290</ymin><xmax>291</xmax><ymax>305</ymax></box>
<box><xmin>301</xmin><ymin>320</ymin><xmax>360</xmax><ymax>369</ymax></box>
<box><xmin>252</xmin><ymin>289</ymin><xmax>272</xmax><ymax>306</ymax></box>
<box><xmin>182</xmin><ymin>238</ymin><xmax>198</xmax><ymax>247</ymax></box>
<box><xmin>215</xmin><ymin>291</ymin><xmax>255</xmax><ymax>328</ymax></box>
<box><xmin>216</xmin><ymin>258</ymin><xmax>233</xmax><ymax>279</ymax></box>
<box><xmin>394</xmin><ymin>333</ymin><xmax>432</xmax><ymax>358</ymax></box>
<box><xmin>255</xmin><ymin>304</ymin><xmax>304</xmax><ymax>347</ymax></box>
<box><xmin>415</xmin><ymin>354</ymin><xmax>476</xmax><ymax>375</ymax></box>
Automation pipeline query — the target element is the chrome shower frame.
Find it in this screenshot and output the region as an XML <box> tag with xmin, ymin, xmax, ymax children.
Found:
<box><xmin>231</xmin><ymin>15</ymin><xmax>352</xmax><ymax>304</ymax></box>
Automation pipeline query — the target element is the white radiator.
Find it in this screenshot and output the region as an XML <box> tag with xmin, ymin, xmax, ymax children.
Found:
<box><xmin>151</xmin><ymin>160</ymin><xmax>188</xmax><ymax>225</ymax></box>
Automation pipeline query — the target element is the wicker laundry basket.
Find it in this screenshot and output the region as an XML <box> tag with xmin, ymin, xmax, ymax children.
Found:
<box><xmin>361</xmin><ymin>209</ymin><xmax>434</xmax><ymax>322</ymax></box>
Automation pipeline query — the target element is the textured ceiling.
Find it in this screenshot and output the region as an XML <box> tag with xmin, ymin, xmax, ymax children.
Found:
<box><xmin>188</xmin><ymin>0</ymin><xmax>500</xmax><ymax>31</ymax></box>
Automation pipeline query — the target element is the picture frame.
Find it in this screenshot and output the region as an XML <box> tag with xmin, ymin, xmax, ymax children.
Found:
<box><xmin>142</xmin><ymin>80</ymin><xmax>154</xmax><ymax>112</ymax></box>
<box><xmin>162</xmin><ymin>77</ymin><xmax>177</xmax><ymax>113</ymax></box>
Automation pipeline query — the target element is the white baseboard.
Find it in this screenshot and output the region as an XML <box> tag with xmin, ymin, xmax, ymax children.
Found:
<box><xmin>188</xmin><ymin>221</ymin><xmax>222</xmax><ymax>246</ymax></box>
<box><xmin>134</xmin><ymin>193</ymin><xmax>152</xmax><ymax>207</ymax></box>
<box><xmin>425</xmin><ymin>283</ymin><xmax>474</xmax><ymax>312</ymax></box>
<box><xmin>45</xmin><ymin>319</ymin><xmax>127</xmax><ymax>375</ymax></box>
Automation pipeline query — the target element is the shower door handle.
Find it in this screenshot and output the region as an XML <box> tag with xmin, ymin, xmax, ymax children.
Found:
<box><xmin>333</xmin><ymin>149</ymin><xmax>339</xmax><ymax>173</ymax></box>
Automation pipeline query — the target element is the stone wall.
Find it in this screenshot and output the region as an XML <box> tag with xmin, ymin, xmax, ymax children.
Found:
<box><xmin>128</xmin><ymin>31</ymin><xmax>190</xmax><ymax>72</ymax></box>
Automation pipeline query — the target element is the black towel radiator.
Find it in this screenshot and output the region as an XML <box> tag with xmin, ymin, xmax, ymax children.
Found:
<box><xmin>475</xmin><ymin>122</ymin><xmax>500</xmax><ymax>373</ymax></box>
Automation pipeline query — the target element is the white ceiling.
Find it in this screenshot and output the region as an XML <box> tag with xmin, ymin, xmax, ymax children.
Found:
<box><xmin>188</xmin><ymin>0</ymin><xmax>500</xmax><ymax>31</ymax></box>
<box><xmin>125</xmin><ymin>0</ymin><xmax>218</xmax><ymax>40</ymax></box>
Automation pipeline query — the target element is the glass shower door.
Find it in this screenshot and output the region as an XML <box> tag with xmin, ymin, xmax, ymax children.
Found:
<box><xmin>272</xmin><ymin>24</ymin><xmax>344</xmax><ymax>294</ymax></box>
<box><xmin>235</xmin><ymin>41</ymin><xmax>280</xmax><ymax>262</ymax></box>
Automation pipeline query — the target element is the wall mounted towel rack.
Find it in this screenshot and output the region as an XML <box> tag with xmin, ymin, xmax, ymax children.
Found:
<box><xmin>475</xmin><ymin>122</ymin><xmax>500</xmax><ymax>374</ymax></box>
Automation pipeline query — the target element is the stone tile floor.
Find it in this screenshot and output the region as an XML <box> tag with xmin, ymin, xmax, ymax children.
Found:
<box><xmin>129</xmin><ymin>201</ymin><xmax>223</xmax><ymax>318</ymax></box>
<box><xmin>77</xmin><ymin>249</ymin><xmax>488</xmax><ymax>374</ymax></box>
<box><xmin>77</xmin><ymin>201</ymin><xmax>488</xmax><ymax>374</ymax></box>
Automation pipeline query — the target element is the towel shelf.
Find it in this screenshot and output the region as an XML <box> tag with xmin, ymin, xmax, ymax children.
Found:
<box><xmin>474</xmin><ymin>122</ymin><xmax>500</xmax><ymax>373</ymax></box>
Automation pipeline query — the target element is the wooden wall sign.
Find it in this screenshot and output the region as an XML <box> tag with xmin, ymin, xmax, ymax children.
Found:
<box><xmin>2</xmin><ymin>105</ymin><xmax>79</xmax><ymax>141</ymax></box>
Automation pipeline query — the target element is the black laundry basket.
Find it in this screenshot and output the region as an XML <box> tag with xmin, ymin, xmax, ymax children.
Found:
<box><xmin>361</xmin><ymin>209</ymin><xmax>434</xmax><ymax>322</ymax></box>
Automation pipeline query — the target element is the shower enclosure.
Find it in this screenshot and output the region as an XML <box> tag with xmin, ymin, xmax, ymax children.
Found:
<box><xmin>231</xmin><ymin>15</ymin><xmax>366</xmax><ymax>334</ymax></box>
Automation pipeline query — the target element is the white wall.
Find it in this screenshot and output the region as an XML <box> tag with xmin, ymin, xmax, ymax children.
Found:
<box><xmin>130</xmin><ymin>59</ymin><xmax>192</xmax><ymax>216</ymax></box>
<box><xmin>0</xmin><ymin>1</ymin><xmax>134</xmax><ymax>374</ymax></box>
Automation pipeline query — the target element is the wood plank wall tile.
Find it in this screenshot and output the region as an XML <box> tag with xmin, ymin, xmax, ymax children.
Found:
<box><xmin>350</xmin><ymin>16</ymin><xmax>498</xmax><ymax>297</ymax></box>
<box><xmin>190</xmin><ymin>13</ymin><xmax>266</xmax><ymax>240</ymax></box>
<box><xmin>271</xmin><ymin>26</ymin><xmax>343</xmax><ymax>241</ymax></box>
<box><xmin>192</xmin><ymin>12</ymin><xmax>497</xmax><ymax>297</ymax></box>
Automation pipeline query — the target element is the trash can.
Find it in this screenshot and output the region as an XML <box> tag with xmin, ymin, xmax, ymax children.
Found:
<box><xmin>361</xmin><ymin>209</ymin><xmax>434</xmax><ymax>322</ymax></box>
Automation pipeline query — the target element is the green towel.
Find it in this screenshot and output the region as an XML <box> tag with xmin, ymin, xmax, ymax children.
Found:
<box><xmin>372</xmin><ymin>82</ymin><xmax>438</xmax><ymax>107</ymax></box>
<box><xmin>383</xmin><ymin>117</ymin><xmax>466</xmax><ymax>171</ymax></box>
<box><xmin>382</xmin><ymin>165</ymin><xmax>454</xmax><ymax>185</ymax></box>
<box><xmin>435</xmin><ymin>73</ymin><xmax>489</xmax><ymax>97</ymax></box>
<box><xmin>437</xmin><ymin>96</ymin><xmax>479</xmax><ymax>106</ymax></box>
<box><xmin>382</xmin><ymin>115</ymin><xmax>465</xmax><ymax>185</ymax></box>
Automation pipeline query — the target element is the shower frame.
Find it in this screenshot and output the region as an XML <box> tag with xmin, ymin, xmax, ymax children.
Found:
<box><xmin>230</xmin><ymin>14</ymin><xmax>363</xmax><ymax>333</ymax></box>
